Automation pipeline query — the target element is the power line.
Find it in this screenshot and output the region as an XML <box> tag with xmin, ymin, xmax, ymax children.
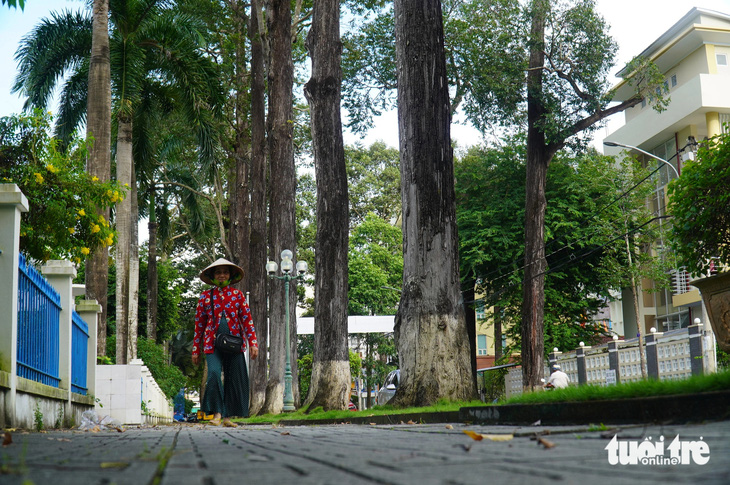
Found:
<box><xmin>464</xmin><ymin>214</ymin><xmax>670</xmax><ymax>307</ymax></box>
<box><xmin>464</xmin><ymin>142</ymin><xmax>689</xmax><ymax>293</ymax></box>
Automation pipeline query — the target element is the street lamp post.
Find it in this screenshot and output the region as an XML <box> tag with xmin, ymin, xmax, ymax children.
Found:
<box><xmin>266</xmin><ymin>249</ymin><xmax>308</xmax><ymax>412</ymax></box>
<box><xmin>603</xmin><ymin>141</ymin><xmax>679</xmax><ymax>178</ymax></box>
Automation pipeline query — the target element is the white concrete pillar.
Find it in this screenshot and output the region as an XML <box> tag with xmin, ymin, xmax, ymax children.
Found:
<box><xmin>0</xmin><ymin>184</ymin><xmax>29</xmax><ymax>428</ymax></box>
<box><xmin>41</xmin><ymin>260</ymin><xmax>77</xmax><ymax>412</ymax></box>
<box><xmin>76</xmin><ymin>299</ymin><xmax>101</xmax><ymax>397</ymax></box>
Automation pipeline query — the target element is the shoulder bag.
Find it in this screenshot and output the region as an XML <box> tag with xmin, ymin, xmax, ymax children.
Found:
<box><xmin>215</xmin><ymin>313</ymin><xmax>244</xmax><ymax>353</ymax></box>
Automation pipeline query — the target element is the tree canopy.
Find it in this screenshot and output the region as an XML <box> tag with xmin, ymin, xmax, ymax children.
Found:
<box><xmin>668</xmin><ymin>133</ymin><xmax>730</xmax><ymax>276</ymax></box>
<box><xmin>455</xmin><ymin>139</ymin><xmax>670</xmax><ymax>352</ymax></box>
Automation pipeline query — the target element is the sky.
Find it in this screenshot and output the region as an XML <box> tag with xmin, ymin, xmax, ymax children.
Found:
<box><xmin>2</xmin><ymin>0</ymin><xmax>730</xmax><ymax>151</ymax></box>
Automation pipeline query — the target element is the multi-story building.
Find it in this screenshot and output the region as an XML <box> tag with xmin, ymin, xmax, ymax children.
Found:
<box><xmin>604</xmin><ymin>7</ymin><xmax>730</xmax><ymax>339</ymax></box>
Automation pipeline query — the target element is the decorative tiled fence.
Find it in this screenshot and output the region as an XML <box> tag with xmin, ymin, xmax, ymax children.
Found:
<box><xmin>95</xmin><ymin>361</ymin><xmax>172</xmax><ymax>426</ymax></box>
<box><xmin>506</xmin><ymin>324</ymin><xmax>716</xmax><ymax>398</ymax></box>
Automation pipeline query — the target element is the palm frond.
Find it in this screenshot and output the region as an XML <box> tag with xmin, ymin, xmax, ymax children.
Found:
<box><xmin>13</xmin><ymin>9</ymin><xmax>92</xmax><ymax>113</ymax></box>
<box><xmin>54</xmin><ymin>59</ymin><xmax>90</xmax><ymax>147</ymax></box>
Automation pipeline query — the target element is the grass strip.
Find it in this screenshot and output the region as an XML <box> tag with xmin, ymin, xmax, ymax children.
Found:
<box><xmin>234</xmin><ymin>369</ymin><xmax>730</xmax><ymax>424</ymax></box>
<box><xmin>503</xmin><ymin>368</ymin><xmax>730</xmax><ymax>405</ymax></box>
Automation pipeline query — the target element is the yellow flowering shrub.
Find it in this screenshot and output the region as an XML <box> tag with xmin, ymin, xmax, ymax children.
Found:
<box><xmin>0</xmin><ymin>111</ymin><xmax>126</xmax><ymax>263</ymax></box>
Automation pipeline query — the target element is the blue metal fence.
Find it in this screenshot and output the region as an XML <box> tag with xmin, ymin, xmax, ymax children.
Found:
<box><xmin>71</xmin><ymin>310</ymin><xmax>89</xmax><ymax>395</ymax></box>
<box><xmin>17</xmin><ymin>254</ymin><xmax>61</xmax><ymax>387</ymax></box>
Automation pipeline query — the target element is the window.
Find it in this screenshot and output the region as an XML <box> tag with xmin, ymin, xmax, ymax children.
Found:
<box><xmin>671</xmin><ymin>74</ymin><xmax>677</xmax><ymax>87</ymax></box>
<box><xmin>717</xmin><ymin>53</ymin><xmax>728</xmax><ymax>66</ymax></box>
<box><xmin>475</xmin><ymin>301</ymin><xmax>486</xmax><ymax>320</ymax></box>
<box><xmin>477</xmin><ymin>335</ymin><xmax>487</xmax><ymax>356</ymax></box>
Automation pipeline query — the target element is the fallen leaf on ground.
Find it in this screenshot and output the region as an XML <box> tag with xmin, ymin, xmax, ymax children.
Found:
<box><xmin>445</xmin><ymin>425</ymin><xmax>454</xmax><ymax>429</ymax></box>
<box><xmin>537</xmin><ymin>436</ymin><xmax>556</xmax><ymax>449</ymax></box>
<box><xmin>280</xmin><ymin>431</ymin><xmax>291</xmax><ymax>436</ymax></box>
<box><xmin>370</xmin><ymin>423</ymin><xmax>377</xmax><ymax>426</ymax></box>
<box><xmin>3</xmin><ymin>432</ymin><xmax>12</xmax><ymax>447</ymax></box>
<box><xmin>482</xmin><ymin>434</ymin><xmax>514</xmax><ymax>441</ymax></box>
<box><xmin>100</xmin><ymin>462</ymin><xmax>129</xmax><ymax>469</ymax></box>
<box><xmin>407</xmin><ymin>420</ymin><xmax>416</xmax><ymax>425</ymax></box>
<box><xmin>463</xmin><ymin>430</ymin><xmax>513</xmax><ymax>441</ymax></box>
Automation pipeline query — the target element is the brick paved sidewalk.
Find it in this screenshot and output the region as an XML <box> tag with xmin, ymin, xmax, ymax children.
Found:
<box><xmin>2</xmin><ymin>419</ymin><xmax>728</xmax><ymax>484</ymax></box>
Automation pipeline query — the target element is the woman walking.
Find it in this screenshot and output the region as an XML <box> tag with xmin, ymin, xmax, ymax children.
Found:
<box><xmin>192</xmin><ymin>258</ymin><xmax>259</xmax><ymax>426</ymax></box>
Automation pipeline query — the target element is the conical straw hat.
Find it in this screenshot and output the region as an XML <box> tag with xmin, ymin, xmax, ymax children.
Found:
<box><xmin>199</xmin><ymin>258</ymin><xmax>244</xmax><ymax>285</ymax></box>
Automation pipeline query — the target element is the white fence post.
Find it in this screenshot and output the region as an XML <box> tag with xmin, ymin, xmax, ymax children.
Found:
<box><xmin>76</xmin><ymin>299</ymin><xmax>101</xmax><ymax>397</ymax></box>
<box><xmin>0</xmin><ymin>184</ymin><xmax>29</xmax><ymax>428</ymax></box>
<box><xmin>41</xmin><ymin>260</ymin><xmax>77</xmax><ymax>415</ymax></box>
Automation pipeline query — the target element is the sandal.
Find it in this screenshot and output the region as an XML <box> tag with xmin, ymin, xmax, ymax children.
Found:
<box><xmin>222</xmin><ymin>419</ymin><xmax>238</xmax><ymax>428</ymax></box>
<box><xmin>208</xmin><ymin>418</ymin><xmax>221</xmax><ymax>426</ymax></box>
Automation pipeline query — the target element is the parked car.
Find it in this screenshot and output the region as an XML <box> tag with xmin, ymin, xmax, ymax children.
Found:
<box><xmin>376</xmin><ymin>369</ymin><xmax>399</xmax><ymax>406</ymax></box>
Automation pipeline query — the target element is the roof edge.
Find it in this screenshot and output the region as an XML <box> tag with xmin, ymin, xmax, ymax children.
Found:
<box><xmin>616</xmin><ymin>7</ymin><xmax>730</xmax><ymax>78</ymax></box>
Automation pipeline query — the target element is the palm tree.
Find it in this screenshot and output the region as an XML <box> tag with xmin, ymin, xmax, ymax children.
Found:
<box><xmin>86</xmin><ymin>0</ymin><xmax>112</xmax><ymax>358</ymax></box>
<box><xmin>14</xmin><ymin>0</ymin><xmax>223</xmax><ymax>363</ymax></box>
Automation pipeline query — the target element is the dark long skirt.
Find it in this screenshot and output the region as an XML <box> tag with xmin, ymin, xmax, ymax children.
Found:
<box><xmin>201</xmin><ymin>348</ymin><xmax>250</xmax><ymax>418</ymax></box>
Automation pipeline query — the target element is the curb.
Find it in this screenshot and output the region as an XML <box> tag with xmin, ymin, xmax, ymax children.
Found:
<box><xmin>459</xmin><ymin>390</ymin><xmax>730</xmax><ymax>425</ymax></box>
<box><xmin>277</xmin><ymin>411</ymin><xmax>461</xmax><ymax>427</ymax></box>
<box><xmin>270</xmin><ymin>390</ymin><xmax>730</xmax><ymax>427</ymax></box>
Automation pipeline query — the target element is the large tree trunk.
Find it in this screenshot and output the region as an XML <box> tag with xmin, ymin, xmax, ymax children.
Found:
<box><xmin>303</xmin><ymin>0</ymin><xmax>350</xmax><ymax>411</ymax></box>
<box><xmin>146</xmin><ymin>191</ymin><xmax>158</xmax><ymax>341</ymax></box>
<box><xmin>521</xmin><ymin>0</ymin><xmax>549</xmax><ymax>391</ymax></box>
<box><xmin>86</xmin><ymin>0</ymin><xmax>111</xmax><ymax>357</ymax></box>
<box><xmin>393</xmin><ymin>0</ymin><xmax>476</xmax><ymax>406</ymax></box>
<box><xmin>128</xmin><ymin>167</ymin><xmax>139</xmax><ymax>360</ymax></box>
<box><xmin>229</xmin><ymin>0</ymin><xmax>251</xmax><ymax>287</ymax></box>
<box><xmin>262</xmin><ymin>0</ymin><xmax>297</xmax><ymax>415</ymax></box>
<box><xmin>624</xmin><ymin>229</ymin><xmax>648</xmax><ymax>378</ymax></box>
<box><xmin>248</xmin><ymin>0</ymin><xmax>268</xmax><ymax>415</ymax></box>
<box><xmin>115</xmin><ymin>118</ymin><xmax>133</xmax><ymax>364</ymax></box>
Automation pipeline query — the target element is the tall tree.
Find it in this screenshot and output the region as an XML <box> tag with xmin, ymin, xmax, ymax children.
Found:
<box><xmin>518</xmin><ymin>0</ymin><xmax>667</xmax><ymax>389</ymax></box>
<box><xmin>262</xmin><ymin>0</ymin><xmax>298</xmax><ymax>414</ymax></box>
<box><xmin>393</xmin><ymin>0</ymin><xmax>476</xmax><ymax>406</ymax></box>
<box><xmin>303</xmin><ymin>0</ymin><xmax>350</xmax><ymax>411</ymax></box>
<box><xmin>85</xmin><ymin>0</ymin><xmax>112</xmax><ymax>357</ymax></box>
<box><xmin>247</xmin><ymin>0</ymin><xmax>269</xmax><ymax>416</ymax></box>
<box><xmin>455</xmin><ymin>142</ymin><xmax>653</xmax><ymax>354</ymax></box>
<box><xmin>346</xmin><ymin>142</ymin><xmax>401</xmax><ymax>227</ymax></box>
<box><xmin>521</xmin><ymin>0</ymin><xmax>550</xmax><ymax>391</ymax></box>
<box><xmin>226</xmin><ymin>0</ymin><xmax>252</xmax><ymax>291</ymax></box>
<box><xmin>348</xmin><ymin>213</ymin><xmax>402</xmax><ymax>316</ymax></box>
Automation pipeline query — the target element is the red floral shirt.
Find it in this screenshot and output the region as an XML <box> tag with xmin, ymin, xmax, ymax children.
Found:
<box><xmin>193</xmin><ymin>286</ymin><xmax>257</xmax><ymax>356</ymax></box>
